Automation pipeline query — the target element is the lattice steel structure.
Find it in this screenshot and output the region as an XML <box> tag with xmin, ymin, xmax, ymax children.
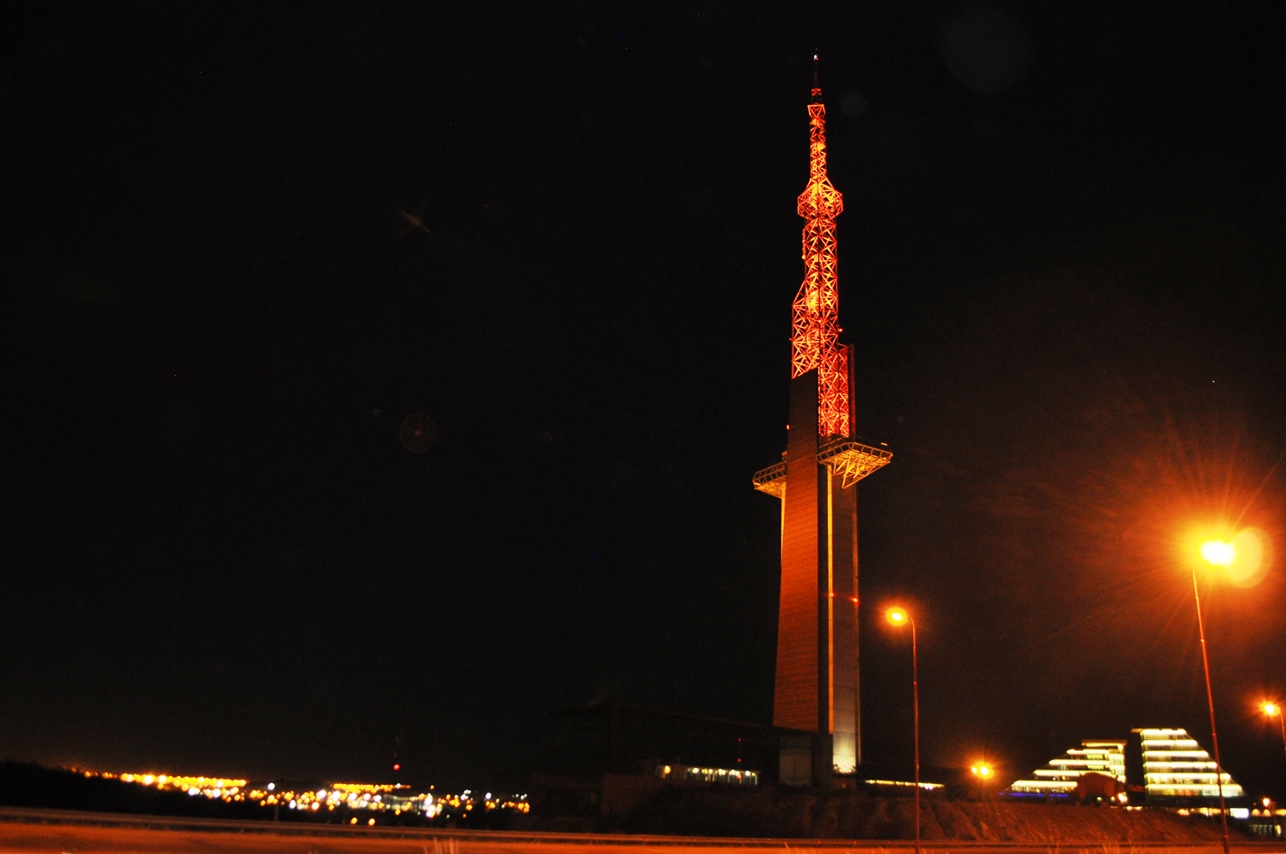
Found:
<box><xmin>791</xmin><ymin>64</ymin><xmax>848</xmax><ymax>439</ymax></box>
<box><xmin>753</xmin><ymin>437</ymin><xmax>892</xmax><ymax>498</ymax></box>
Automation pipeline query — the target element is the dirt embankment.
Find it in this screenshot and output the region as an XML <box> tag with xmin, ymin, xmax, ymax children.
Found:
<box><xmin>613</xmin><ymin>789</ymin><xmax>1235</xmax><ymax>842</ymax></box>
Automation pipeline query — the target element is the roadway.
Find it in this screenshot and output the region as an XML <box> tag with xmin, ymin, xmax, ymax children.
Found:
<box><xmin>2</xmin><ymin>807</ymin><xmax>1284</xmax><ymax>854</ymax></box>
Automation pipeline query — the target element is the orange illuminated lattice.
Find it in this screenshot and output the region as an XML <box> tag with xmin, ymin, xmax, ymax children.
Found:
<box><xmin>791</xmin><ymin>67</ymin><xmax>848</xmax><ymax>438</ymax></box>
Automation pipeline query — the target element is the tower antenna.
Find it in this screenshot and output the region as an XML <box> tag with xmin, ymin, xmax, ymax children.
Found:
<box><xmin>792</xmin><ymin>56</ymin><xmax>847</xmax><ymax>438</ymax></box>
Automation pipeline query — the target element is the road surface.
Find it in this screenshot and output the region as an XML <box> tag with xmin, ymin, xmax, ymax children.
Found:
<box><xmin>2</xmin><ymin>807</ymin><xmax>1283</xmax><ymax>854</ymax></box>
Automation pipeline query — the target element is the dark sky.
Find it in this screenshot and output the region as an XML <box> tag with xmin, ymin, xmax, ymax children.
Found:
<box><xmin>7</xmin><ymin>2</ymin><xmax>1286</xmax><ymax>796</ymax></box>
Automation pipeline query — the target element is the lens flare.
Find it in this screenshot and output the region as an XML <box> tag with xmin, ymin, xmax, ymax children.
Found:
<box><xmin>1226</xmin><ymin>528</ymin><xmax>1271</xmax><ymax>588</ymax></box>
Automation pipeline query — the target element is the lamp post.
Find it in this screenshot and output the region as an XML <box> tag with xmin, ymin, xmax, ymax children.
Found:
<box><xmin>1193</xmin><ymin>539</ymin><xmax>1234</xmax><ymax>854</ymax></box>
<box><xmin>1263</xmin><ymin>702</ymin><xmax>1286</xmax><ymax>767</ymax></box>
<box><xmin>970</xmin><ymin>762</ymin><xmax>995</xmax><ymax>800</ymax></box>
<box><xmin>887</xmin><ymin>607</ymin><xmax>920</xmax><ymax>854</ymax></box>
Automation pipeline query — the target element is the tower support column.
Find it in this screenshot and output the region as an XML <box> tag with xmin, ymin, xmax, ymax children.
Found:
<box><xmin>775</xmin><ymin>370</ymin><xmax>821</xmax><ymax>735</ymax></box>
<box><xmin>830</xmin><ymin>474</ymin><xmax>859</xmax><ymax>772</ymax></box>
<box><xmin>773</xmin><ymin>369</ymin><xmax>861</xmax><ymax>781</ymax></box>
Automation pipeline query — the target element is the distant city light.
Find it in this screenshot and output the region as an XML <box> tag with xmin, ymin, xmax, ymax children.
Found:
<box><xmin>67</xmin><ymin>768</ymin><xmax>529</xmax><ymax>820</ymax></box>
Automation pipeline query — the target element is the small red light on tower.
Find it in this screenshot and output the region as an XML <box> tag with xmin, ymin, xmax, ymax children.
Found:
<box><xmin>392</xmin><ymin>763</ymin><xmax>401</xmax><ymax>772</ymax></box>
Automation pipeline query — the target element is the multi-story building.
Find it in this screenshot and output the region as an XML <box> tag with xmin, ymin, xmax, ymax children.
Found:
<box><xmin>1009</xmin><ymin>740</ymin><xmax>1126</xmax><ymax>797</ymax></box>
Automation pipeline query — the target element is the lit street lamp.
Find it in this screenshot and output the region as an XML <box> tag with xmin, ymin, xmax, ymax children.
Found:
<box><xmin>1192</xmin><ymin>538</ymin><xmax>1234</xmax><ymax>854</ymax></box>
<box><xmin>1262</xmin><ymin>701</ymin><xmax>1286</xmax><ymax>767</ymax></box>
<box><xmin>886</xmin><ymin>606</ymin><xmax>920</xmax><ymax>854</ymax></box>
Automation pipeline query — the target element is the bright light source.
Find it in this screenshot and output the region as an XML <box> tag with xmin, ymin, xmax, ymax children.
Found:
<box><xmin>1263</xmin><ymin>701</ymin><xmax>1281</xmax><ymax>717</ymax></box>
<box><xmin>886</xmin><ymin>607</ymin><xmax>908</xmax><ymax>625</ymax></box>
<box><xmin>971</xmin><ymin>763</ymin><xmax>993</xmax><ymax>778</ymax></box>
<box><xmin>1200</xmin><ymin>539</ymin><xmax>1236</xmax><ymax>567</ymax></box>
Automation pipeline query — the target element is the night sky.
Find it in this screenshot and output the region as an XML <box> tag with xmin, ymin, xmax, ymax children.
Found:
<box><xmin>7</xmin><ymin>3</ymin><xmax>1286</xmax><ymax>796</ymax></box>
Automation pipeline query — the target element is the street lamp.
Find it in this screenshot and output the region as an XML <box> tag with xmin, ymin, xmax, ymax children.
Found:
<box><xmin>970</xmin><ymin>762</ymin><xmax>995</xmax><ymax>800</ymax></box>
<box><xmin>1262</xmin><ymin>701</ymin><xmax>1286</xmax><ymax>767</ymax></box>
<box><xmin>1192</xmin><ymin>538</ymin><xmax>1234</xmax><ymax>854</ymax></box>
<box><xmin>886</xmin><ymin>606</ymin><xmax>920</xmax><ymax>854</ymax></box>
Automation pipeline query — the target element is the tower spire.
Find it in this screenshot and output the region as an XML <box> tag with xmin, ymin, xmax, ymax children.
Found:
<box><xmin>791</xmin><ymin>63</ymin><xmax>848</xmax><ymax>438</ymax></box>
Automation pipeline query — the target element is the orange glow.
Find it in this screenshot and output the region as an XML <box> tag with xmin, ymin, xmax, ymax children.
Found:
<box><xmin>1263</xmin><ymin>701</ymin><xmax>1282</xmax><ymax>718</ymax></box>
<box><xmin>971</xmin><ymin>763</ymin><xmax>993</xmax><ymax>778</ymax></box>
<box><xmin>886</xmin><ymin>607</ymin><xmax>908</xmax><ymax>626</ymax></box>
<box><xmin>790</xmin><ymin>82</ymin><xmax>849</xmax><ymax>439</ymax></box>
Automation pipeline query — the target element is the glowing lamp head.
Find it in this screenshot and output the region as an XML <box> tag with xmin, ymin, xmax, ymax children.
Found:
<box><xmin>971</xmin><ymin>763</ymin><xmax>993</xmax><ymax>779</ymax></box>
<box><xmin>1263</xmin><ymin>701</ymin><xmax>1281</xmax><ymax>718</ymax></box>
<box><xmin>886</xmin><ymin>607</ymin><xmax>908</xmax><ymax>626</ymax></box>
<box><xmin>1200</xmin><ymin>539</ymin><xmax>1236</xmax><ymax>567</ymax></box>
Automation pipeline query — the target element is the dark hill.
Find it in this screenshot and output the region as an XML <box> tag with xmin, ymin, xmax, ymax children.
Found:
<box><xmin>0</xmin><ymin>762</ymin><xmax>263</xmax><ymax>820</ymax></box>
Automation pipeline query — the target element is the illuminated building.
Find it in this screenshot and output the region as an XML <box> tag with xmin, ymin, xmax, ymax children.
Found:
<box><xmin>1130</xmin><ymin>727</ymin><xmax>1245</xmax><ymax>803</ymax></box>
<box><xmin>752</xmin><ymin>57</ymin><xmax>891</xmax><ymax>783</ymax></box>
<box><xmin>654</xmin><ymin>765</ymin><xmax>759</xmax><ymax>786</ymax></box>
<box><xmin>1007</xmin><ymin>728</ymin><xmax>1246</xmax><ymax>806</ymax></box>
<box><xmin>1008</xmin><ymin>740</ymin><xmax>1127</xmax><ymax>796</ymax></box>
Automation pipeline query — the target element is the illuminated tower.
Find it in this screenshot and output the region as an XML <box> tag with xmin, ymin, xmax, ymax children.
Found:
<box><xmin>753</xmin><ymin>59</ymin><xmax>891</xmax><ymax>782</ymax></box>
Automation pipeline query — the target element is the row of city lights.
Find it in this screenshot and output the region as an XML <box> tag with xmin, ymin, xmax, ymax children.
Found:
<box><xmin>83</xmin><ymin>770</ymin><xmax>529</xmax><ymax>822</ymax></box>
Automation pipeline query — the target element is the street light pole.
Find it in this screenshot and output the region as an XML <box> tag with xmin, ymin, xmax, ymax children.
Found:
<box><xmin>1263</xmin><ymin>703</ymin><xmax>1286</xmax><ymax>768</ymax></box>
<box><xmin>1191</xmin><ymin>559</ymin><xmax>1231</xmax><ymax>854</ymax></box>
<box><xmin>887</xmin><ymin>607</ymin><xmax>920</xmax><ymax>854</ymax></box>
<box><xmin>1279</xmin><ymin>711</ymin><xmax>1286</xmax><ymax>768</ymax></box>
<box><xmin>911</xmin><ymin>615</ymin><xmax>920</xmax><ymax>854</ymax></box>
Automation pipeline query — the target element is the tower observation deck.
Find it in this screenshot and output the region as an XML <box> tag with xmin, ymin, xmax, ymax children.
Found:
<box><xmin>752</xmin><ymin>58</ymin><xmax>891</xmax><ymax>784</ymax></box>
